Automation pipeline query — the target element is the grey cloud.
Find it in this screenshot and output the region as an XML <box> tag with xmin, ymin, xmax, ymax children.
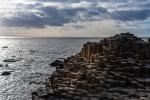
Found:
<box><xmin>16</xmin><ymin>3</ymin><xmax>43</xmax><ymax>9</ymax></box>
<box><xmin>36</xmin><ymin>0</ymin><xmax>111</xmax><ymax>3</ymax></box>
<box><xmin>1</xmin><ymin>0</ymin><xmax>150</xmax><ymax>28</ymax></box>
<box><xmin>1</xmin><ymin>4</ymin><xmax>108</xmax><ymax>28</ymax></box>
<box><xmin>2</xmin><ymin>13</ymin><xmax>46</xmax><ymax>28</ymax></box>
<box><xmin>111</xmin><ymin>9</ymin><xmax>150</xmax><ymax>21</ymax></box>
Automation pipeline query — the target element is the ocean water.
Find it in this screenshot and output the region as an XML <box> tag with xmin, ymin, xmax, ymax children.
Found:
<box><xmin>0</xmin><ymin>37</ymin><xmax>102</xmax><ymax>100</ymax></box>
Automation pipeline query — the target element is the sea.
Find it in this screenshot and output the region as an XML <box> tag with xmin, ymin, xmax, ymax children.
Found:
<box><xmin>0</xmin><ymin>37</ymin><xmax>102</xmax><ymax>100</ymax></box>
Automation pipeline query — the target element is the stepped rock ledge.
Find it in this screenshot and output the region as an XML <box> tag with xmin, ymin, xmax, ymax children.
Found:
<box><xmin>32</xmin><ymin>33</ymin><xmax>150</xmax><ymax>100</ymax></box>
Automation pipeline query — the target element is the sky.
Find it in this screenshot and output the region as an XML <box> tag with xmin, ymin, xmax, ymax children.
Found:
<box><xmin>0</xmin><ymin>0</ymin><xmax>150</xmax><ymax>37</ymax></box>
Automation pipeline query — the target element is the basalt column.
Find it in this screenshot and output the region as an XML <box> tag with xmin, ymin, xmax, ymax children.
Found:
<box><xmin>148</xmin><ymin>38</ymin><xmax>150</xmax><ymax>42</ymax></box>
<box><xmin>82</xmin><ymin>44</ymin><xmax>87</xmax><ymax>58</ymax></box>
<box><xmin>32</xmin><ymin>33</ymin><xmax>150</xmax><ymax>100</ymax></box>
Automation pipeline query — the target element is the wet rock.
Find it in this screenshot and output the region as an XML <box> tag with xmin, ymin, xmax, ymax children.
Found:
<box><xmin>0</xmin><ymin>64</ymin><xmax>3</xmax><ymax>67</ymax></box>
<box><xmin>29</xmin><ymin>81</ymin><xmax>45</xmax><ymax>85</ymax></box>
<box><xmin>5</xmin><ymin>64</ymin><xmax>8</xmax><ymax>67</ymax></box>
<box><xmin>2</xmin><ymin>46</ymin><xmax>8</xmax><ymax>48</ymax></box>
<box><xmin>3</xmin><ymin>59</ymin><xmax>19</xmax><ymax>62</ymax></box>
<box><xmin>12</xmin><ymin>55</ymin><xmax>16</xmax><ymax>57</ymax></box>
<box><xmin>30</xmin><ymin>50</ymin><xmax>36</xmax><ymax>53</ymax></box>
<box><xmin>1</xmin><ymin>71</ymin><xmax>11</xmax><ymax>76</ymax></box>
<box><xmin>50</xmin><ymin>60</ymin><xmax>63</xmax><ymax>68</ymax></box>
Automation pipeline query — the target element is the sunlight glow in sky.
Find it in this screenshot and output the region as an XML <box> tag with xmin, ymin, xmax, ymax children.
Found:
<box><xmin>0</xmin><ymin>0</ymin><xmax>150</xmax><ymax>37</ymax></box>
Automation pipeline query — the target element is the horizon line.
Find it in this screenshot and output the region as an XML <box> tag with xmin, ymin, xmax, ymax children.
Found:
<box><xmin>0</xmin><ymin>36</ymin><xmax>149</xmax><ymax>39</ymax></box>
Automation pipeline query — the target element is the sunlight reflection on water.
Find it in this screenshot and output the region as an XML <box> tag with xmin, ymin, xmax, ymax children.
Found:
<box><xmin>0</xmin><ymin>37</ymin><xmax>101</xmax><ymax>100</ymax></box>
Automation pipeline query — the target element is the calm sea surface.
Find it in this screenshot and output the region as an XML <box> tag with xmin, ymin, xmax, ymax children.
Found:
<box><xmin>0</xmin><ymin>37</ymin><xmax>102</xmax><ymax>100</ymax></box>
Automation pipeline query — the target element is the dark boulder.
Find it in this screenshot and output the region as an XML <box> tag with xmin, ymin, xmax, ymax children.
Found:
<box><xmin>0</xmin><ymin>64</ymin><xmax>3</xmax><ymax>67</ymax></box>
<box><xmin>2</xmin><ymin>46</ymin><xmax>8</xmax><ymax>48</ymax></box>
<box><xmin>1</xmin><ymin>71</ymin><xmax>11</xmax><ymax>76</ymax></box>
<box><xmin>30</xmin><ymin>49</ymin><xmax>36</xmax><ymax>53</ymax></box>
<box><xmin>3</xmin><ymin>59</ymin><xmax>19</xmax><ymax>62</ymax></box>
<box><xmin>50</xmin><ymin>60</ymin><xmax>63</xmax><ymax>67</ymax></box>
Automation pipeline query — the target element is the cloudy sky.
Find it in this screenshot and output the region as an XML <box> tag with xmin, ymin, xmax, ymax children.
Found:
<box><xmin>0</xmin><ymin>0</ymin><xmax>150</xmax><ymax>37</ymax></box>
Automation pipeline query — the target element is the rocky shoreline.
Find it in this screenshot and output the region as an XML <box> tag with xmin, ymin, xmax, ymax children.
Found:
<box><xmin>32</xmin><ymin>33</ymin><xmax>150</xmax><ymax>100</ymax></box>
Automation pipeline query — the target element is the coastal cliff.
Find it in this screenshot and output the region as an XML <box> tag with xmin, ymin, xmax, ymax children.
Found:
<box><xmin>32</xmin><ymin>33</ymin><xmax>150</xmax><ymax>100</ymax></box>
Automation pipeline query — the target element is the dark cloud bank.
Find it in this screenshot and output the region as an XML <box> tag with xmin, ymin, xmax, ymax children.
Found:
<box><xmin>1</xmin><ymin>0</ymin><xmax>150</xmax><ymax>28</ymax></box>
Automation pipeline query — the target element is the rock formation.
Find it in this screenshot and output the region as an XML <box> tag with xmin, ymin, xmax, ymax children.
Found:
<box><xmin>1</xmin><ymin>71</ymin><xmax>12</xmax><ymax>76</ymax></box>
<box><xmin>32</xmin><ymin>33</ymin><xmax>150</xmax><ymax>100</ymax></box>
<box><xmin>50</xmin><ymin>60</ymin><xmax>64</xmax><ymax>68</ymax></box>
